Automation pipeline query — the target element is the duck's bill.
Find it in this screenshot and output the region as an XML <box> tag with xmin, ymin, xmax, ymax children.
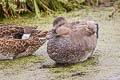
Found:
<box><xmin>46</xmin><ymin>33</ymin><xmax>57</xmax><ymax>40</ymax></box>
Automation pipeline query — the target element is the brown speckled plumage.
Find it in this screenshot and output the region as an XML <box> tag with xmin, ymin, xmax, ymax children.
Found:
<box><xmin>0</xmin><ymin>24</ymin><xmax>38</xmax><ymax>39</ymax></box>
<box><xmin>0</xmin><ymin>30</ymin><xmax>48</xmax><ymax>59</ymax></box>
<box><xmin>47</xmin><ymin>17</ymin><xmax>99</xmax><ymax>63</ymax></box>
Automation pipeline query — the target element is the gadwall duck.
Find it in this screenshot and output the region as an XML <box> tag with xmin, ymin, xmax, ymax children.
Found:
<box><xmin>0</xmin><ymin>24</ymin><xmax>38</xmax><ymax>39</ymax></box>
<box><xmin>47</xmin><ymin>17</ymin><xmax>99</xmax><ymax>63</ymax></box>
<box><xmin>0</xmin><ymin>30</ymin><xmax>48</xmax><ymax>59</ymax></box>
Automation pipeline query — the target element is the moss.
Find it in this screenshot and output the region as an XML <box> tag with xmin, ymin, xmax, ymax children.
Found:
<box><xmin>49</xmin><ymin>56</ymin><xmax>99</xmax><ymax>73</ymax></box>
<box><xmin>0</xmin><ymin>55</ymin><xmax>45</xmax><ymax>70</ymax></box>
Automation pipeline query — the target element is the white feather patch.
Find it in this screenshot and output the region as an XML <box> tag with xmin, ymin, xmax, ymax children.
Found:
<box><xmin>22</xmin><ymin>34</ymin><xmax>31</xmax><ymax>40</ymax></box>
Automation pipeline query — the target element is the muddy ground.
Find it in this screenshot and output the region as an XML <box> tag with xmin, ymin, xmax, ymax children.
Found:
<box><xmin>0</xmin><ymin>7</ymin><xmax>120</xmax><ymax>80</ymax></box>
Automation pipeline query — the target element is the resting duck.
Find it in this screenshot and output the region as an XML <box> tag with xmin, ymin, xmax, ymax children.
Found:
<box><xmin>0</xmin><ymin>24</ymin><xmax>38</xmax><ymax>39</ymax></box>
<box><xmin>0</xmin><ymin>30</ymin><xmax>48</xmax><ymax>59</ymax></box>
<box><xmin>47</xmin><ymin>17</ymin><xmax>99</xmax><ymax>63</ymax></box>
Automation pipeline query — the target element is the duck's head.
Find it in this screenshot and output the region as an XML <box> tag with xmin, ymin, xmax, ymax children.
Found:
<box><xmin>47</xmin><ymin>17</ymin><xmax>72</xmax><ymax>39</ymax></box>
<box><xmin>47</xmin><ymin>25</ymin><xmax>71</xmax><ymax>39</ymax></box>
<box><xmin>53</xmin><ymin>17</ymin><xmax>67</xmax><ymax>27</ymax></box>
<box><xmin>47</xmin><ymin>17</ymin><xmax>71</xmax><ymax>39</ymax></box>
<box><xmin>53</xmin><ymin>17</ymin><xmax>71</xmax><ymax>28</ymax></box>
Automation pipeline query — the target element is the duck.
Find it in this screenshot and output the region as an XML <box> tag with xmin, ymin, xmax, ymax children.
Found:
<box><xmin>47</xmin><ymin>17</ymin><xmax>99</xmax><ymax>64</ymax></box>
<box><xmin>0</xmin><ymin>24</ymin><xmax>38</xmax><ymax>39</ymax></box>
<box><xmin>0</xmin><ymin>29</ymin><xmax>49</xmax><ymax>59</ymax></box>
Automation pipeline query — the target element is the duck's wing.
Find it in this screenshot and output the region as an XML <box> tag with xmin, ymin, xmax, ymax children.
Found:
<box><xmin>0</xmin><ymin>25</ymin><xmax>24</xmax><ymax>39</ymax></box>
<box><xmin>71</xmin><ymin>20</ymin><xmax>99</xmax><ymax>38</ymax></box>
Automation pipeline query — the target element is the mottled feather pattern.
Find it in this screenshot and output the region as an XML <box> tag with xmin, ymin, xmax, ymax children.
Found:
<box><xmin>0</xmin><ymin>26</ymin><xmax>24</xmax><ymax>39</ymax></box>
<box><xmin>0</xmin><ymin>24</ymin><xmax>38</xmax><ymax>39</ymax></box>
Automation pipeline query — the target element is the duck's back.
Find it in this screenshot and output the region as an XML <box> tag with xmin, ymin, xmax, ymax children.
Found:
<box><xmin>0</xmin><ymin>26</ymin><xmax>24</xmax><ymax>39</ymax></box>
<box><xmin>0</xmin><ymin>24</ymin><xmax>38</xmax><ymax>39</ymax></box>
